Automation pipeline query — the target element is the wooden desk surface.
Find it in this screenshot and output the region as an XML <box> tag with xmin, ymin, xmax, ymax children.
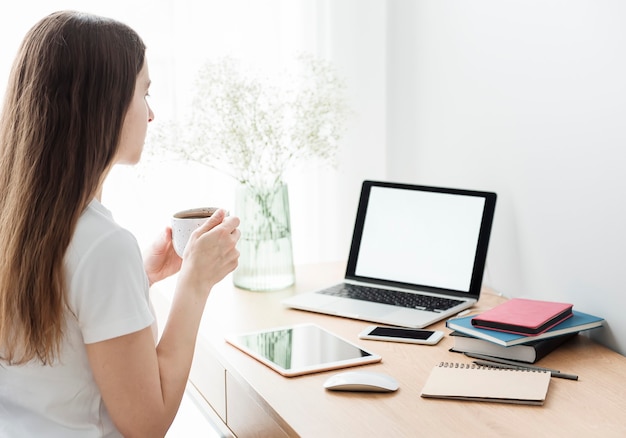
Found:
<box><xmin>154</xmin><ymin>262</ymin><xmax>626</xmax><ymax>437</ymax></box>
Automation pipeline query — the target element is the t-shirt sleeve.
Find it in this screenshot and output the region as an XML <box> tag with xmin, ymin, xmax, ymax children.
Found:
<box><xmin>69</xmin><ymin>227</ymin><xmax>154</xmax><ymax>344</ymax></box>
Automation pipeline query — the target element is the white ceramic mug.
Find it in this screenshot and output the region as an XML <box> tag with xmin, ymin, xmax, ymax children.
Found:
<box><xmin>171</xmin><ymin>207</ymin><xmax>219</xmax><ymax>257</ymax></box>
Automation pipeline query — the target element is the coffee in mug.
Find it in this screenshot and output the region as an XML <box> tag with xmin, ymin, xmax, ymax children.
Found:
<box><xmin>171</xmin><ymin>207</ymin><xmax>219</xmax><ymax>257</ymax></box>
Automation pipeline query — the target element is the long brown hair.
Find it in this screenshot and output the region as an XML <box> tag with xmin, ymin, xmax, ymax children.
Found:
<box><xmin>0</xmin><ymin>11</ymin><xmax>146</xmax><ymax>364</ymax></box>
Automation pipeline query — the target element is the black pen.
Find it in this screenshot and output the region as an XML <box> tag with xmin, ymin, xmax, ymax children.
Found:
<box><xmin>465</xmin><ymin>352</ymin><xmax>578</xmax><ymax>380</ymax></box>
<box><xmin>472</xmin><ymin>359</ymin><xmax>579</xmax><ymax>380</ymax></box>
<box><xmin>464</xmin><ymin>352</ymin><xmax>558</xmax><ymax>371</ymax></box>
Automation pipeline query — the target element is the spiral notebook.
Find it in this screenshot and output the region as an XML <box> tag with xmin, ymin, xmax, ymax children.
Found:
<box><xmin>420</xmin><ymin>362</ymin><xmax>551</xmax><ymax>405</ymax></box>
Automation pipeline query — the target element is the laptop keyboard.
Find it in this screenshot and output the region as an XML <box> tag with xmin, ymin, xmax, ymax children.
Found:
<box><xmin>318</xmin><ymin>283</ymin><xmax>463</xmax><ymax>312</ymax></box>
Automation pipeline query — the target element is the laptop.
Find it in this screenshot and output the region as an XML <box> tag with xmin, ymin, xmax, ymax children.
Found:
<box><xmin>282</xmin><ymin>180</ymin><xmax>497</xmax><ymax>328</ymax></box>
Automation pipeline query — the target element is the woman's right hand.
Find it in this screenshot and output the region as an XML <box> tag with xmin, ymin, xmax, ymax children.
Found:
<box><xmin>178</xmin><ymin>208</ymin><xmax>241</xmax><ymax>295</ymax></box>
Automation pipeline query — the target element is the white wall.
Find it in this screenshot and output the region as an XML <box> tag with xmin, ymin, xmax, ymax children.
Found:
<box><xmin>386</xmin><ymin>1</ymin><xmax>626</xmax><ymax>355</ymax></box>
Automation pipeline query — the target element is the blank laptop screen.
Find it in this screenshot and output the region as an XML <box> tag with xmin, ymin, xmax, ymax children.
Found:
<box><xmin>353</xmin><ymin>185</ymin><xmax>487</xmax><ymax>293</ymax></box>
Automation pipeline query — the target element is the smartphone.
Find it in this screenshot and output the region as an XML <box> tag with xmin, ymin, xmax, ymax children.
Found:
<box><xmin>358</xmin><ymin>325</ymin><xmax>444</xmax><ymax>345</ymax></box>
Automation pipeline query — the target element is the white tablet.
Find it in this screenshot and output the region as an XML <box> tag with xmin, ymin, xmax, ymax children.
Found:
<box><xmin>225</xmin><ymin>323</ymin><xmax>382</xmax><ymax>377</ymax></box>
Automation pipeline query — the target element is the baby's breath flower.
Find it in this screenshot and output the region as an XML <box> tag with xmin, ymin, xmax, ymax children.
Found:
<box><xmin>149</xmin><ymin>54</ymin><xmax>350</xmax><ymax>191</ymax></box>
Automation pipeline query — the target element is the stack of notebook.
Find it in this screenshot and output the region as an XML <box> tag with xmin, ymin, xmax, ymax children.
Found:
<box><xmin>446</xmin><ymin>298</ymin><xmax>605</xmax><ymax>363</ymax></box>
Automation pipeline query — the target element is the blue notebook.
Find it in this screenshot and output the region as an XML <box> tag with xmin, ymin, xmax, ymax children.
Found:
<box><xmin>446</xmin><ymin>310</ymin><xmax>604</xmax><ymax>347</ymax></box>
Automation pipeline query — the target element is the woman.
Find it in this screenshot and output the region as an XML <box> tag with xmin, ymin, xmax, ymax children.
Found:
<box><xmin>0</xmin><ymin>11</ymin><xmax>240</xmax><ymax>437</ymax></box>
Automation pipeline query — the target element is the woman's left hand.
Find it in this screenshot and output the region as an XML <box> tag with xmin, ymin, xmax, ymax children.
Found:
<box><xmin>143</xmin><ymin>227</ymin><xmax>182</xmax><ymax>286</ymax></box>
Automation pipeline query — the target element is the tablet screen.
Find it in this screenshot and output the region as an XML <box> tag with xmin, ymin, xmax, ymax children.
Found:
<box><xmin>225</xmin><ymin>323</ymin><xmax>382</xmax><ymax>376</ymax></box>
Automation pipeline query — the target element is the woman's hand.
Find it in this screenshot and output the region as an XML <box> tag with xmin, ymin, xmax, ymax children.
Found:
<box><xmin>177</xmin><ymin>208</ymin><xmax>240</xmax><ymax>295</ymax></box>
<box><xmin>143</xmin><ymin>226</ymin><xmax>182</xmax><ymax>286</ymax></box>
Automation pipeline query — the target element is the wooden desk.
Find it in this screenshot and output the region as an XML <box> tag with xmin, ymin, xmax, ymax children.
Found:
<box><xmin>152</xmin><ymin>263</ymin><xmax>626</xmax><ymax>437</ymax></box>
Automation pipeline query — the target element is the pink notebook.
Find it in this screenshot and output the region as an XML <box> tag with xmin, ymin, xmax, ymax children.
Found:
<box><xmin>471</xmin><ymin>298</ymin><xmax>573</xmax><ymax>336</ymax></box>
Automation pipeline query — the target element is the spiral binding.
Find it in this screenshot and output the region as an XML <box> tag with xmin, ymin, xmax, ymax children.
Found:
<box><xmin>437</xmin><ymin>361</ymin><xmax>541</xmax><ymax>372</ymax></box>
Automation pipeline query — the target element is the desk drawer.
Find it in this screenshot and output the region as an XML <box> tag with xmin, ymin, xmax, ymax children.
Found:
<box><xmin>225</xmin><ymin>371</ymin><xmax>292</xmax><ymax>438</ymax></box>
<box><xmin>189</xmin><ymin>338</ymin><xmax>227</xmax><ymax>422</ymax></box>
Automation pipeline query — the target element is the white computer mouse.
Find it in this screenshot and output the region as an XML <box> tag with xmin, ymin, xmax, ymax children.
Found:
<box><xmin>323</xmin><ymin>370</ymin><xmax>399</xmax><ymax>392</ymax></box>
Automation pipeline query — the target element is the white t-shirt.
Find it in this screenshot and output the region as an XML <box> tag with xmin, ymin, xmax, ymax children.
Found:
<box><xmin>0</xmin><ymin>199</ymin><xmax>155</xmax><ymax>437</ymax></box>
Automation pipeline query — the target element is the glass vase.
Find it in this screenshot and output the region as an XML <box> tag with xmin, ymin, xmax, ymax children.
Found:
<box><xmin>233</xmin><ymin>182</ymin><xmax>295</xmax><ymax>291</ymax></box>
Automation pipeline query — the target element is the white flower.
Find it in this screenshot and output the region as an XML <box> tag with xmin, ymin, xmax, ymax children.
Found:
<box><xmin>150</xmin><ymin>54</ymin><xmax>351</xmax><ymax>191</ymax></box>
